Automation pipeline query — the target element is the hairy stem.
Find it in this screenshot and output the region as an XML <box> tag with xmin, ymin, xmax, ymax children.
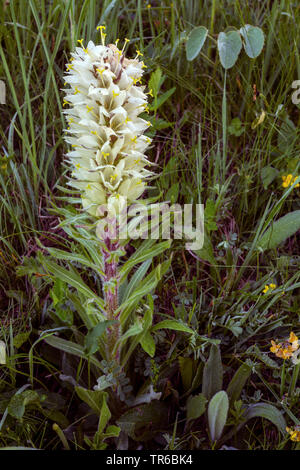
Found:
<box><xmin>102</xmin><ymin>239</ymin><xmax>121</xmax><ymax>362</ymax></box>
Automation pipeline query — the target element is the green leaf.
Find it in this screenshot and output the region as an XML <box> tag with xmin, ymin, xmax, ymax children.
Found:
<box><xmin>116</xmin><ymin>402</ymin><xmax>168</xmax><ymax>442</ymax></box>
<box><xmin>204</xmin><ymin>199</ymin><xmax>218</xmax><ymax>232</ymax></box>
<box><xmin>227</xmin><ymin>363</ymin><xmax>252</xmax><ymax>405</ymax></box>
<box><xmin>84</xmin><ymin>320</ymin><xmax>115</xmax><ymax>355</ymax></box>
<box><xmin>166</xmin><ymin>182</ymin><xmax>180</xmax><ymax>204</ymax></box>
<box><xmin>228</xmin><ymin>117</ymin><xmax>245</xmax><ymax>137</ymax></box>
<box><xmin>44</xmin><ymin>335</ymin><xmax>103</xmax><ymax>369</ymax></box>
<box><xmin>152</xmin><ymin>319</ymin><xmax>194</xmax><ymax>334</ymax></box>
<box><xmin>140</xmin><ymin>331</ymin><xmax>155</xmax><ymax>357</ymax></box>
<box><xmin>258</xmin><ymin>211</ymin><xmax>300</xmax><ymax>250</ymax></box>
<box><xmin>217</xmin><ymin>31</ymin><xmax>242</xmax><ymax>69</ymax></box>
<box><xmin>98</xmin><ymin>394</ymin><xmax>111</xmax><ymax>434</ymax></box>
<box><xmin>179</xmin><ymin>357</ymin><xmax>194</xmax><ymax>391</ymax></box>
<box><xmin>261</xmin><ymin>166</ymin><xmax>279</xmax><ymax>189</ymax></box>
<box><xmin>244</xmin><ymin>403</ymin><xmax>286</xmax><ymax>434</ymax></box>
<box><xmin>208</xmin><ymin>391</ymin><xmax>229</xmax><ymax>441</ymax></box>
<box><xmin>149</xmin><ymin>87</ymin><xmax>176</xmax><ymax>111</ymax></box>
<box><xmin>42</xmin><ymin>258</ymin><xmax>105</xmax><ymax>312</ymax></box>
<box><xmin>186</xmin><ymin>393</ymin><xmax>207</xmax><ymax>420</ymax></box>
<box><xmin>75</xmin><ymin>387</ymin><xmax>107</xmax><ymax>417</ymax></box>
<box><xmin>118</xmin><ymin>320</ymin><xmax>143</xmax><ymax>345</ymax></box>
<box><xmin>186</xmin><ymin>26</ymin><xmax>208</xmax><ymax>61</ymax></box>
<box><xmin>13</xmin><ymin>332</ymin><xmax>30</xmax><ymax>349</ymax></box>
<box><xmin>202</xmin><ymin>345</ymin><xmax>223</xmax><ymax>400</ymax></box>
<box><xmin>148</xmin><ymin>67</ymin><xmax>163</xmax><ymax>97</ymax></box>
<box><xmin>8</xmin><ymin>391</ymin><xmax>40</xmax><ymax>420</ymax></box>
<box><xmin>278</xmin><ymin>117</ymin><xmax>297</xmax><ymax>153</ymax></box>
<box><xmin>104</xmin><ymin>425</ymin><xmax>121</xmax><ymax>438</ymax></box>
<box><xmin>193</xmin><ymin>231</ymin><xmax>216</xmax><ymax>265</ymax></box>
<box><xmin>240</xmin><ymin>25</ymin><xmax>264</xmax><ymax>59</ymax></box>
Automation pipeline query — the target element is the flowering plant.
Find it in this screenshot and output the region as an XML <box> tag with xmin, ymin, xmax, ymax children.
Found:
<box><xmin>62</xmin><ymin>29</ymin><xmax>169</xmax><ymax>362</ymax></box>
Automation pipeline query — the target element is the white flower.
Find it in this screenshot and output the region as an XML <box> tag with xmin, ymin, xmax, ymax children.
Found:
<box><xmin>63</xmin><ymin>32</ymin><xmax>153</xmax><ymax>220</ymax></box>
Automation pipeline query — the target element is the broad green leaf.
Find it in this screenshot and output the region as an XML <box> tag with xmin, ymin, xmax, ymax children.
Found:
<box><xmin>227</xmin><ymin>363</ymin><xmax>252</xmax><ymax>405</ymax></box>
<box><xmin>8</xmin><ymin>390</ymin><xmax>40</xmax><ymax>420</ymax></box>
<box><xmin>186</xmin><ymin>26</ymin><xmax>208</xmax><ymax>61</ymax></box>
<box><xmin>244</xmin><ymin>403</ymin><xmax>286</xmax><ymax>434</ymax></box>
<box><xmin>179</xmin><ymin>357</ymin><xmax>194</xmax><ymax>391</ymax></box>
<box><xmin>217</xmin><ymin>31</ymin><xmax>242</xmax><ymax>69</ymax></box>
<box><xmin>75</xmin><ymin>387</ymin><xmax>107</xmax><ymax>417</ymax></box>
<box><xmin>104</xmin><ymin>425</ymin><xmax>121</xmax><ymax>438</ymax></box>
<box><xmin>165</xmin><ymin>181</ymin><xmax>180</xmax><ymax>204</ymax></box>
<box><xmin>118</xmin><ymin>320</ymin><xmax>143</xmax><ymax>345</ymax></box>
<box><xmin>186</xmin><ymin>393</ymin><xmax>207</xmax><ymax>420</ymax></box>
<box><xmin>228</xmin><ymin>117</ymin><xmax>244</xmax><ymax>137</ymax></box>
<box><xmin>149</xmin><ymin>67</ymin><xmax>163</xmax><ymax>97</ymax></box>
<box><xmin>193</xmin><ymin>231</ymin><xmax>217</xmax><ymax>265</ymax></box>
<box><xmin>149</xmin><ymin>87</ymin><xmax>176</xmax><ymax>111</ymax></box>
<box><xmin>119</xmin><ymin>258</ymin><xmax>171</xmax><ymax>325</ymax></box>
<box><xmin>240</xmin><ymin>25</ymin><xmax>264</xmax><ymax>59</ymax></box>
<box><xmin>46</xmin><ymin>246</ymin><xmax>103</xmax><ymax>275</ymax></box>
<box><xmin>121</xmin><ymin>259</ymin><xmax>152</xmax><ymax>302</ymax></box>
<box><xmin>42</xmin><ymin>258</ymin><xmax>105</xmax><ymax>312</ymax></box>
<box><xmin>259</xmin><ymin>211</ymin><xmax>300</xmax><ymax>250</ymax></box>
<box><xmin>202</xmin><ymin>345</ymin><xmax>223</xmax><ymax>400</ymax></box>
<box><xmin>120</xmin><ymin>240</ymin><xmax>171</xmax><ymax>279</ymax></box>
<box><xmin>44</xmin><ymin>335</ymin><xmax>103</xmax><ymax>370</ymax></box>
<box><xmin>152</xmin><ymin>319</ymin><xmax>194</xmax><ymax>334</ymax></box>
<box><xmin>120</xmin><ymin>306</ymin><xmax>154</xmax><ymax>366</ymax></box>
<box><xmin>208</xmin><ymin>391</ymin><xmax>229</xmax><ymax>441</ymax></box>
<box><xmin>261</xmin><ymin>166</ymin><xmax>279</xmax><ymax>189</ymax></box>
<box><xmin>84</xmin><ymin>320</ymin><xmax>115</xmax><ymax>355</ymax></box>
<box><xmin>140</xmin><ymin>331</ymin><xmax>155</xmax><ymax>357</ymax></box>
<box><xmin>278</xmin><ymin>117</ymin><xmax>297</xmax><ymax>152</ymax></box>
<box><xmin>116</xmin><ymin>402</ymin><xmax>168</xmax><ymax>442</ymax></box>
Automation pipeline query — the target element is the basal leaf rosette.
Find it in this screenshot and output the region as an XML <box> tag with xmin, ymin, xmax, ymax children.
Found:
<box><xmin>63</xmin><ymin>32</ymin><xmax>154</xmax><ymax>238</ymax></box>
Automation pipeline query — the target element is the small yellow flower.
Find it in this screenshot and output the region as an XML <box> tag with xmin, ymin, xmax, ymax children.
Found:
<box><xmin>270</xmin><ymin>332</ymin><xmax>299</xmax><ymax>360</ymax></box>
<box><xmin>286</xmin><ymin>426</ymin><xmax>300</xmax><ymax>442</ymax></box>
<box><xmin>263</xmin><ymin>283</ymin><xmax>276</xmax><ymax>294</ymax></box>
<box><xmin>282</xmin><ymin>174</ymin><xmax>300</xmax><ymax>189</ymax></box>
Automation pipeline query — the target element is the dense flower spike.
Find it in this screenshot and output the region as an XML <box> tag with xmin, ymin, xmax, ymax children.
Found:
<box><xmin>63</xmin><ymin>31</ymin><xmax>154</xmax><ymax>220</ymax></box>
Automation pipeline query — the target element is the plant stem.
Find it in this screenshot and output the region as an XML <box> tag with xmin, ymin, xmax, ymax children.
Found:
<box><xmin>102</xmin><ymin>239</ymin><xmax>121</xmax><ymax>362</ymax></box>
<box><xmin>280</xmin><ymin>360</ymin><xmax>286</xmax><ymax>397</ymax></box>
<box><xmin>289</xmin><ymin>362</ymin><xmax>300</xmax><ymax>397</ymax></box>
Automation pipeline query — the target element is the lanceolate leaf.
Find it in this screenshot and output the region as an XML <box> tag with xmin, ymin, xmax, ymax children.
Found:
<box><xmin>152</xmin><ymin>319</ymin><xmax>194</xmax><ymax>334</ymax></box>
<box><xmin>202</xmin><ymin>345</ymin><xmax>223</xmax><ymax>400</ymax></box>
<box><xmin>75</xmin><ymin>387</ymin><xmax>108</xmax><ymax>416</ymax></box>
<box><xmin>208</xmin><ymin>391</ymin><xmax>229</xmax><ymax>441</ymax></box>
<box><xmin>258</xmin><ymin>211</ymin><xmax>300</xmax><ymax>250</ymax></box>
<box><xmin>186</xmin><ymin>394</ymin><xmax>207</xmax><ymax>421</ymax></box>
<box><xmin>227</xmin><ymin>363</ymin><xmax>252</xmax><ymax>405</ymax></box>
<box><xmin>44</xmin><ymin>335</ymin><xmax>103</xmax><ymax>370</ymax></box>
<box><xmin>244</xmin><ymin>403</ymin><xmax>286</xmax><ymax>434</ymax></box>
